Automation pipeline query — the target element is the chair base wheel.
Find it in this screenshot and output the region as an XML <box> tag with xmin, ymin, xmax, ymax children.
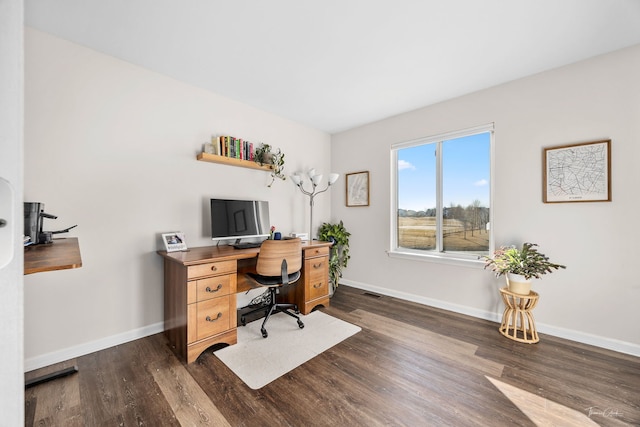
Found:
<box><xmin>261</xmin><ymin>328</ymin><xmax>268</xmax><ymax>338</ymax></box>
<box><xmin>298</xmin><ymin>320</ymin><xmax>304</xmax><ymax>329</ymax></box>
<box><xmin>240</xmin><ymin>316</ymin><xmax>246</xmax><ymax>326</ymax></box>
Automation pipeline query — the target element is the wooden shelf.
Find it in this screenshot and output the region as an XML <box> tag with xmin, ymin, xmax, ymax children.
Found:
<box><xmin>24</xmin><ymin>238</ymin><xmax>82</xmax><ymax>275</ymax></box>
<box><xmin>196</xmin><ymin>152</ymin><xmax>273</xmax><ymax>172</ymax></box>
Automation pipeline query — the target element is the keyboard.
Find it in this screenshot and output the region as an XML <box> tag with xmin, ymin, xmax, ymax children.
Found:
<box><xmin>232</xmin><ymin>242</ymin><xmax>262</xmax><ymax>249</ymax></box>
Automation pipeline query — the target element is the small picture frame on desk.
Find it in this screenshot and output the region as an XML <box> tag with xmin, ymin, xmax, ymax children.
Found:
<box><xmin>162</xmin><ymin>232</ymin><xmax>188</xmax><ymax>252</ymax></box>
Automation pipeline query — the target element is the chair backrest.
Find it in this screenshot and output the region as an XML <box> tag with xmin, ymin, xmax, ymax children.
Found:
<box><xmin>255</xmin><ymin>238</ymin><xmax>302</xmax><ymax>277</ymax></box>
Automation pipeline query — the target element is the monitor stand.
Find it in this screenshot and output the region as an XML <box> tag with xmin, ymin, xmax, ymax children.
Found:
<box><xmin>232</xmin><ymin>239</ymin><xmax>262</xmax><ymax>249</ymax></box>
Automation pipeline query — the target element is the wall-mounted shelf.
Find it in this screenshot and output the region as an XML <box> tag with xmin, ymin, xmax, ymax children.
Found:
<box><xmin>196</xmin><ymin>152</ymin><xmax>273</xmax><ymax>172</ymax></box>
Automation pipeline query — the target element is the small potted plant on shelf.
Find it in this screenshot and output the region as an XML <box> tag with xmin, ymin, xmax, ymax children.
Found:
<box><xmin>318</xmin><ymin>221</ymin><xmax>350</xmax><ymax>294</ymax></box>
<box><xmin>483</xmin><ymin>242</ymin><xmax>566</xmax><ymax>295</ymax></box>
<box><xmin>255</xmin><ymin>143</ymin><xmax>286</xmax><ymax>187</ymax></box>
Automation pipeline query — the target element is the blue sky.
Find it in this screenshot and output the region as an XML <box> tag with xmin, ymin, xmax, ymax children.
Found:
<box><xmin>398</xmin><ymin>133</ymin><xmax>490</xmax><ymax>211</ymax></box>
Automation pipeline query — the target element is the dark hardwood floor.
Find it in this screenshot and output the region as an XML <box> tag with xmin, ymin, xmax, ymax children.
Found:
<box><xmin>25</xmin><ymin>285</ymin><xmax>640</xmax><ymax>426</ymax></box>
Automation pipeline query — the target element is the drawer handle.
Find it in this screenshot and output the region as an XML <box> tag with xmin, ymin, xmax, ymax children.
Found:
<box><xmin>206</xmin><ymin>312</ymin><xmax>223</xmax><ymax>322</ymax></box>
<box><xmin>206</xmin><ymin>284</ymin><xmax>223</xmax><ymax>293</ymax></box>
<box><xmin>313</xmin><ymin>283</ymin><xmax>323</xmax><ymax>289</ymax></box>
<box><xmin>313</xmin><ymin>262</ymin><xmax>323</xmax><ymax>269</ymax></box>
<box><xmin>210</xmin><ymin>265</ymin><xmax>218</xmax><ymax>271</ymax></box>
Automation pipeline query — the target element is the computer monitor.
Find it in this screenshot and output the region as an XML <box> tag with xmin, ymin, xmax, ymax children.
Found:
<box><xmin>210</xmin><ymin>198</ymin><xmax>270</xmax><ymax>244</ymax></box>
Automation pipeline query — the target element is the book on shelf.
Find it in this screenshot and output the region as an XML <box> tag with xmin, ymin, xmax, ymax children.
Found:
<box><xmin>217</xmin><ymin>136</ymin><xmax>224</xmax><ymax>157</ymax></box>
<box><xmin>212</xmin><ymin>135</ymin><xmax>260</xmax><ymax>163</ymax></box>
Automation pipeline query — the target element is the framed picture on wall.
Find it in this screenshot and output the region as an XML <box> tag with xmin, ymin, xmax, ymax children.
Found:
<box><xmin>162</xmin><ymin>232</ymin><xmax>188</xmax><ymax>252</ymax></box>
<box><xmin>346</xmin><ymin>171</ymin><xmax>370</xmax><ymax>207</ymax></box>
<box><xmin>543</xmin><ymin>139</ymin><xmax>611</xmax><ymax>203</ymax></box>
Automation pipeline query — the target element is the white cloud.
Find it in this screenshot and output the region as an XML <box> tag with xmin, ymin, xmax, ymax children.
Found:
<box><xmin>474</xmin><ymin>179</ymin><xmax>488</xmax><ymax>186</ymax></box>
<box><xmin>398</xmin><ymin>160</ymin><xmax>415</xmax><ymax>171</ymax></box>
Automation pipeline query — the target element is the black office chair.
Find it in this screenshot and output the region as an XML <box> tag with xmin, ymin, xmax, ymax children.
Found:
<box><xmin>242</xmin><ymin>238</ymin><xmax>305</xmax><ymax>338</ymax></box>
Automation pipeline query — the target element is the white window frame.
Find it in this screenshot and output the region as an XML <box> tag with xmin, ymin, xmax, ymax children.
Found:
<box><xmin>389</xmin><ymin>123</ymin><xmax>495</xmax><ymax>267</ymax></box>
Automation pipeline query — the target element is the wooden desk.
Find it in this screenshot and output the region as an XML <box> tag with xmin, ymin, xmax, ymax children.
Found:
<box><xmin>24</xmin><ymin>238</ymin><xmax>82</xmax><ymax>388</ymax></box>
<box><xmin>24</xmin><ymin>238</ymin><xmax>82</xmax><ymax>275</ymax></box>
<box><xmin>157</xmin><ymin>240</ymin><xmax>332</xmax><ymax>363</ymax></box>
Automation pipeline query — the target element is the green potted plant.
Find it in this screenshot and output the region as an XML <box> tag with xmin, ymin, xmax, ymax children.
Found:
<box><xmin>255</xmin><ymin>143</ymin><xmax>286</xmax><ymax>187</ymax></box>
<box><xmin>483</xmin><ymin>242</ymin><xmax>566</xmax><ymax>294</ymax></box>
<box><xmin>318</xmin><ymin>221</ymin><xmax>350</xmax><ymax>293</ymax></box>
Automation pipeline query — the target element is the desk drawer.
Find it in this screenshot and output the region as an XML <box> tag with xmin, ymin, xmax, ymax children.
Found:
<box><xmin>195</xmin><ymin>274</ymin><xmax>233</xmax><ymax>301</ymax></box>
<box><xmin>195</xmin><ymin>297</ymin><xmax>231</xmax><ymax>341</ymax></box>
<box><xmin>305</xmin><ymin>258</ymin><xmax>328</xmax><ymax>300</ymax></box>
<box><xmin>187</xmin><ymin>260</ymin><xmax>236</xmax><ymax>280</ymax></box>
<box><xmin>304</xmin><ymin>246</ymin><xmax>329</xmax><ymax>259</ymax></box>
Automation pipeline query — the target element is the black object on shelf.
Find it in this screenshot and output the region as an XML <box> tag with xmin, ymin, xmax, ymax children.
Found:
<box><xmin>24</xmin><ymin>202</ymin><xmax>77</xmax><ymax>245</ymax></box>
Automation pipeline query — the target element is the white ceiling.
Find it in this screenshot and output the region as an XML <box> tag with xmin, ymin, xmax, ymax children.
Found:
<box><xmin>25</xmin><ymin>0</ymin><xmax>640</xmax><ymax>134</ymax></box>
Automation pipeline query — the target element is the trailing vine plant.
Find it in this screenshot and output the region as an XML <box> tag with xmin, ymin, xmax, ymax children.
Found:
<box><xmin>255</xmin><ymin>143</ymin><xmax>286</xmax><ymax>187</ymax></box>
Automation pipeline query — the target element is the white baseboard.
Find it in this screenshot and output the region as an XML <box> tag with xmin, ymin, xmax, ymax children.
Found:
<box><xmin>340</xmin><ymin>279</ymin><xmax>640</xmax><ymax>357</ymax></box>
<box><xmin>25</xmin><ymin>279</ymin><xmax>639</xmax><ymax>372</ymax></box>
<box><xmin>24</xmin><ymin>321</ymin><xmax>164</xmax><ymax>372</ymax></box>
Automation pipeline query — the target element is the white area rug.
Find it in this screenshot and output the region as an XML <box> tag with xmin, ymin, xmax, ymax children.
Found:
<box><xmin>214</xmin><ymin>311</ymin><xmax>361</xmax><ymax>389</ymax></box>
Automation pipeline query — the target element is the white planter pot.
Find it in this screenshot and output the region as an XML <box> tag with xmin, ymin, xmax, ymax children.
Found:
<box><xmin>506</xmin><ymin>273</ymin><xmax>532</xmax><ymax>295</ymax></box>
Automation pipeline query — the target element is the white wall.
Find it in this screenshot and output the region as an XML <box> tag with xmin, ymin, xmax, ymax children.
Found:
<box><xmin>331</xmin><ymin>44</ymin><xmax>640</xmax><ymax>355</ymax></box>
<box><xmin>23</xmin><ymin>28</ymin><xmax>332</xmax><ymax>369</ymax></box>
<box><xmin>0</xmin><ymin>0</ymin><xmax>24</xmax><ymax>423</ymax></box>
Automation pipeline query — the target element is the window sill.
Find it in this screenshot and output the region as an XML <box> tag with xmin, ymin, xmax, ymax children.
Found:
<box><xmin>387</xmin><ymin>248</ymin><xmax>486</xmax><ymax>269</ymax></box>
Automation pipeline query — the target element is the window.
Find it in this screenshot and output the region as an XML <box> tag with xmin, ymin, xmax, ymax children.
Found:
<box><xmin>391</xmin><ymin>124</ymin><xmax>493</xmax><ymax>262</ymax></box>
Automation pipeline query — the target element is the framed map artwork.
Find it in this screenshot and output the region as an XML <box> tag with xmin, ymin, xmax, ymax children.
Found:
<box><xmin>543</xmin><ymin>140</ymin><xmax>611</xmax><ymax>203</ymax></box>
<box><xmin>346</xmin><ymin>171</ymin><xmax>370</xmax><ymax>207</ymax></box>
